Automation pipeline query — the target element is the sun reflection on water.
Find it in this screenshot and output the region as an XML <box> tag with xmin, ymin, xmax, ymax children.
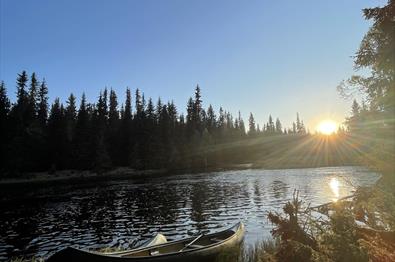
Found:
<box><xmin>329</xmin><ymin>177</ymin><xmax>340</xmax><ymax>202</ymax></box>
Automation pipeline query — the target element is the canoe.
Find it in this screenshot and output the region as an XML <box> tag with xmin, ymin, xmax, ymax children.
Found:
<box><xmin>47</xmin><ymin>222</ymin><xmax>245</xmax><ymax>262</ymax></box>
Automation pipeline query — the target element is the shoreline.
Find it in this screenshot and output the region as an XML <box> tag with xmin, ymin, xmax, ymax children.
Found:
<box><xmin>0</xmin><ymin>162</ymin><xmax>364</xmax><ymax>188</ymax></box>
<box><xmin>0</xmin><ymin>164</ymin><xmax>252</xmax><ymax>188</ymax></box>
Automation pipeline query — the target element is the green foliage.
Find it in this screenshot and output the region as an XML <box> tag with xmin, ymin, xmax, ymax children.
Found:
<box><xmin>268</xmin><ymin>191</ymin><xmax>316</xmax><ymax>248</ymax></box>
<box><xmin>265</xmin><ymin>190</ymin><xmax>379</xmax><ymax>262</ymax></box>
<box><xmin>339</xmin><ymin>0</ymin><xmax>395</xmax><ymax>178</ymax></box>
<box><xmin>275</xmin><ymin>240</ymin><xmax>330</xmax><ymax>262</ymax></box>
<box><xmin>248</xmin><ymin>112</ymin><xmax>256</xmax><ymax>135</ymax></box>
<box><xmin>320</xmin><ymin>207</ymin><xmax>369</xmax><ymax>262</ymax></box>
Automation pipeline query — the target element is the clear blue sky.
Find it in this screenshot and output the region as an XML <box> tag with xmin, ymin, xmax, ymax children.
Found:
<box><xmin>0</xmin><ymin>0</ymin><xmax>385</xmax><ymax>130</ymax></box>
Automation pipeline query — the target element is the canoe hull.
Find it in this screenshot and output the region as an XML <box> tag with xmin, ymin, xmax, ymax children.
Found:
<box><xmin>47</xmin><ymin>222</ymin><xmax>244</xmax><ymax>262</ymax></box>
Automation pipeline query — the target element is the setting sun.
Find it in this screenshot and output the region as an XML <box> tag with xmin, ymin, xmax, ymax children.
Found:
<box><xmin>317</xmin><ymin>120</ymin><xmax>337</xmax><ymax>135</ymax></box>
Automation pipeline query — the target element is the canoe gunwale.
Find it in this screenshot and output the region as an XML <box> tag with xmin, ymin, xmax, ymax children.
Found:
<box><xmin>119</xmin><ymin>222</ymin><xmax>244</xmax><ymax>257</ymax></box>
<box><xmin>48</xmin><ymin>222</ymin><xmax>244</xmax><ymax>261</ymax></box>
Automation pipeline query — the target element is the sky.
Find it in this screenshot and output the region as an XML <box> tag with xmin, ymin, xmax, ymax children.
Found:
<box><xmin>0</xmin><ymin>0</ymin><xmax>386</xmax><ymax>131</ymax></box>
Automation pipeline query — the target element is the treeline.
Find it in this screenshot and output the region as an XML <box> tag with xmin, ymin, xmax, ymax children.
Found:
<box><xmin>0</xmin><ymin>71</ymin><xmax>307</xmax><ymax>175</ymax></box>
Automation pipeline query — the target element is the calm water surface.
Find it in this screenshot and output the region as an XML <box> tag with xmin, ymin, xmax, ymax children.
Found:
<box><xmin>0</xmin><ymin>166</ymin><xmax>380</xmax><ymax>260</ymax></box>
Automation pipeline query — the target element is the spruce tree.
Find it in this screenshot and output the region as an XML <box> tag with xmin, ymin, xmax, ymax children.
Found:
<box><xmin>28</xmin><ymin>73</ymin><xmax>39</xmax><ymax>119</ymax></box>
<box><xmin>73</xmin><ymin>93</ymin><xmax>91</xmax><ymax>169</ymax></box>
<box><xmin>186</xmin><ymin>97</ymin><xmax>194</xmax><ymax>138</ymax></box>
<box><xmin>103</xmin><ymin>87</ymin><xmax>108</xmax><ymax>118</ymax></box>
<box><xmin>93</xmin><ymin>91</ymin><xmax>111</xmax><ymax>170</ymax></box>
<box><xmin>37</xmin><ymin>79</ymin><xmax>48</xmax><ymax>128</ymax></box>
<box><xmin>108</xmin><ymin>89</ymin><xmax>119</xmax><ymax>125</ymax></box>
<box><xmin>167</xmin><ymin>101</ymin><xmax>177</xmax><ymax>127</ymax></box>
<box><xmin>296</xmin><ymin>113</ymin><xmax>301</xmax><ymax>133</ymax></box>
<box><xmin>107</xmin><ymin>89</ymin><xmax>120</xmax><ymax>165</ymax></box>
<box><xmin>135</xmin><ymin>88</ymin><xmax>143</xmax><ymax>119</ymax></box>
<box><xmin>218</xmin><ymin>107</ymin><xmax>226</xmax><ymax>134</ymax></box>
<box><xmin>238</xmin><ymin>111</ymin><xmax>246</xmax><ymax>136</ymax></box>
<box><xmin>47</xmin><ymin>98</ymin><xmax>66</xmax><ymax>170</ymax></box>
<box><xmin>0</xmin><ymin>81</ymin><xmax>10</xmax><ymax>121</ymax></box>
<box><xmin>0</xmin><ymin>82</ymin><xmax>10</xmax><ymax>173</ymax></box>
<box><xmin>248</xmin><ymin>113</ymin><xmax>256</xmax><ymax>135</ymax></box>
<box><xmin>14</xmin><ymin>71</ymin><xmax>29</xmax><ymax>132</ymax></box>
<box><xmin>124</xmin><ymin>88</ymin><xmax>132</xmax><ymax>121</ymax></box>
<box><xmin>65</xmin><ymin>94</ymin><xmax>77</xmax><ymax>141</ymax></box>
<box><xmin>156</xmin><ymin>97</ymin><xmax>163</xmax><ymax>123</ymax></box>
<box><xmin>16</xmin><ymin>71</ymin><xmax>29</xmax><ymax>109</ymax></box>
<box><xmin>120</xmin><ymin>88</ymin><xmax>132</xmax><ymax>166</ymax></box>
<box><xmin>192</xmin><ymin>85</ymin><xmax>203</xmax><ymax>130</ymax></box>
<box><xmin>275</xmin><ymin>118</ymin><xmax>282</xmax><ymax>133</ymax></box>
<box><xmin>206</xmin><ymin>104</ymin><xmax>216</xmax><ymax>133</ymax></box>
<box><xmin>146</xmin><ymin>98</ymin><xmax>155</xmax><ymax>122</ymax></box>
<box><xmin>268</xmin><ymin>115</ymin><xmax>274</xmax><ymax>133</ymax></box>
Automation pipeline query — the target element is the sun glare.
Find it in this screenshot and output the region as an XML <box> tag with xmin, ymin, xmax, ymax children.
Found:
<box><xmin>329</xmin><ymin>177</ymin><xmax>340</xmax><ymax>202</ymax></box>
<box><xmin>317</xmin><ymin>120</ymin><xmax>337</xmax><ymax>135</ymax></box>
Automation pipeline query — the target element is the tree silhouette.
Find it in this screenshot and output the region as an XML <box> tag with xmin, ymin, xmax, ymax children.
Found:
<box><xmin>275</xmin><ymin>118</ymin><xmax>282</xmax><ymax>134</ymax></box>
<box><xmin>37</xmin><ymin>79</ymin><xmax>48</xmax><ymax>128</ymax></box>
<box><xmin>248</xmin><ymin>113</ymin><xmax>256</xmax><ymax>135</ymax></box>
<box><xmin>73</xmin><ymin>93</ymin><xmax>92</xmax><ymax>169</ymax></box>
<box><xmin>0</xmin><ymin>82</ymin><xmax>11</xmax><ymax>171</ymax></box>
<box><xmin>0</xmin><ymin>71</ymin><xmax>315</xmax><ymax>175</ymax></box>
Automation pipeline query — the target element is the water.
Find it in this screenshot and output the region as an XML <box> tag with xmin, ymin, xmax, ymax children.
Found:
<box><xmin>0</xmin><ymin>166</ymin><xmax>380</xmax><ymax>260</ymax></box>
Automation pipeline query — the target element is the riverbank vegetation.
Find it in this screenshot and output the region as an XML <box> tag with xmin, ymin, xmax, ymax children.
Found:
<box><xmin>231</xmin><ymin>187</ymin><xmax>395</xmax><ymax>262</ymax></box>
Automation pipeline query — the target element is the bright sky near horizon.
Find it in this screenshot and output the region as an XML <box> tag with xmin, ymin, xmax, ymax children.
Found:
<box><xmin>0</xmin><ymin>0</ymin><xmax>386</xmax><ymax>131</ymax></box>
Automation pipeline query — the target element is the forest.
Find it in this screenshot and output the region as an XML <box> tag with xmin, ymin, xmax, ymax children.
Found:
<box><xmin>0</xmin><ymin>76</ymin><xmax>314</xmax><ymax>176</ymax></box>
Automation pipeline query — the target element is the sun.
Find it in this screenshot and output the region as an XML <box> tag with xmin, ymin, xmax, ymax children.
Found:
<box><xmin>317</xmin><ymin>120</ymin><xmax>337</xmax><ymax>135</ymax></box>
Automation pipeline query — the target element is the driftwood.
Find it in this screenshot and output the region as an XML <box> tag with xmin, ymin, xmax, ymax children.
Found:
<box><xmin>309</xmin><ymin>194</ymin><xmax>395</xmax><ymax>240</ymax></box>
<box><xmin>309</xmin><ymin>194</ymin><xmax>355</xmax><ymax>210</ymax></box>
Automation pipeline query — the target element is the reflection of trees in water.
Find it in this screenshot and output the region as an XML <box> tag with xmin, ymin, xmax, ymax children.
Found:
<box><xmin>189</xmin><ymin>179</ymin><xmax>244</xmax><ymax>230</ymax></box>
<box><xmin>240</xmin><ymin>180</ymin><xmax>250</xmax><ymax>201</ymax></box>
<box><xmin>190</xmin><ymin>183</ymin><xmax>209</xmax><ymax>224</ymax></box>
<box><xmin>57</xmin><ymin>188</ymin><xmax>112</xmax><ymax>243</ymax></box>
<box><xmin>0</xmin><ymin>200</ymin><xmax>41</xmax><ymax>258</ymax></box>
<box><xmin>253</xmin><ymin>179</ymin><xmax>263</xmax><ymax>205</ymax></box>
<box><xmin>89</xmin><ymin>189</ymin><xmax>118</xmax><ymax>243</ymax></box>
<box><xmin>189</xmin><ymin>179</ymin><xmax>251</xmax><ymax>226</ymax></box>
<box><xmin>126</xmin><ymin>184</ymin><xmax>181</xmax><ymax>226</ymax></box>
<box><xmin>271</xmin><ymin>180</ymin><xmax>288</xmax><ymax>199</ymax></box>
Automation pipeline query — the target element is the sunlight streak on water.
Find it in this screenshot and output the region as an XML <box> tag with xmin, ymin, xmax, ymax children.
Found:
<box><xmin>329</xmin><ymin>177</ymin><xmax>340</xmax><ymax>202</ymax></box>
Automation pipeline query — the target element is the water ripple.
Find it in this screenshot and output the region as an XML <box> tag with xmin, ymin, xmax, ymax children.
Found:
<box><xmin>0</xmin><ymin>166</ymin><xmax>379</xmax><ymax>260</ymax></box>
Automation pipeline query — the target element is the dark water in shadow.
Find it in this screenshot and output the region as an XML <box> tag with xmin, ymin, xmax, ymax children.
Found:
<box><xmin>0</xmin><ymin>166</ymin><xmax>379</xmax><ymax>260</ymax></box>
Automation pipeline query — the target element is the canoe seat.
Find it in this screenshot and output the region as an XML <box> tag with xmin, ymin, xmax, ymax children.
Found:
<box><xmin>188</xmin><ymin>244</ymin><xmax>204</xmax><ymax>249</ymax></box>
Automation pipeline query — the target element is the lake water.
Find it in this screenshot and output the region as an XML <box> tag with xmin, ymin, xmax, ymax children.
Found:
<box><xmin>0</xmin><ymin>166</ymin><xmax>380</xmax><ymax>260</ymax></box>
